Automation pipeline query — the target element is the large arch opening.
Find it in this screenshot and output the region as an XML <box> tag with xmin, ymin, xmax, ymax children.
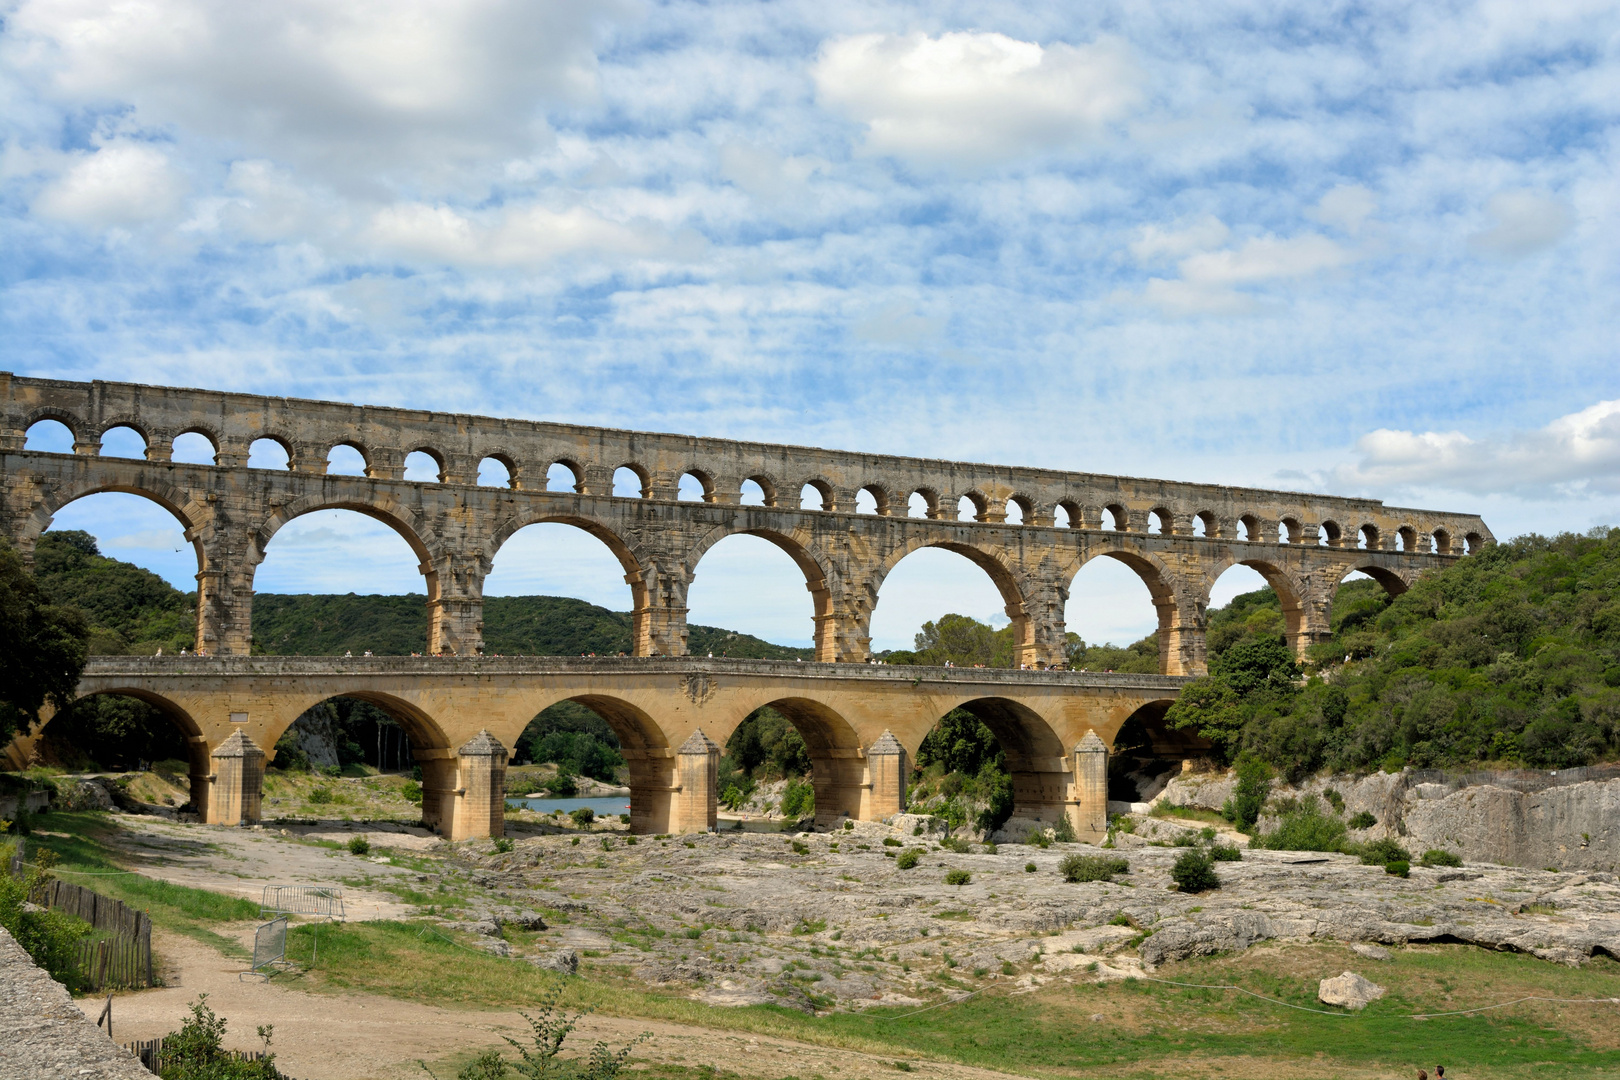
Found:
<box><xmin>484</xmin><ymin>520</ymin><xmax>643</xmax><ymax>655</ymax></box>
<box><xmin>1205</xmin><ymin>560</ymin><xmax>1309</xmax><ymax>660</ymax></box>
<box><xmin>870</xmin><ymin>545</ymin><xmax>1029</xmax><ymax>666</ymax></box>
<box><xmin>267</xmin><ymin>692</ymin><xmax>453</xmax><ymax>829</ymax></box>
<box><xmin>509</xmin><ymin>694</ymin><xmax>669</xmax><ymax>830</ymax></box>
<box><xmin>907</xmin><ymin>698</ymin><xmax>1067</xmax><ymax>840</ymax></box>
<box><xmin>716</xmin><ymin>697</ymin><xmax>864</xmax><ymax>829</ymax></box>
<box><xmin>25</xmin><ymin>418</ymin><xmax>76</xmax><ymax>452</ymax></box>
<box><xmin>1063</xmin><ymin>553</ymin><xmax>1166</xmax><ymax>673</ymax></box>
<box><xmin>687</xmin><ymin>532</ymin><xmax>821</xmax><ymax>658</ymax></box>
<box><xmin>30</xmin><ymin>688</ymin><xmax>206</xmax><ymax>812</ymax></box>
<box><xmin>252</xmin><ymin>507</ymin><xmax>430</xmax><ymax>654</ymax></box>
<box><xmin>1107</xmin><ymin>700</ymin><xmax>1212</xmax><ymax>806</ymax></box>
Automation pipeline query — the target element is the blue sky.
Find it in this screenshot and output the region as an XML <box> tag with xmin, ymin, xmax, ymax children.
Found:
<box><xmin>6</xmin><ymin>1</ymin><xmax>1619</xmax><ymax>650</ymax></box>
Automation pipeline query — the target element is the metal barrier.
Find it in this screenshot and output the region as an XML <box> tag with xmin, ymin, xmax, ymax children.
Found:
<box><xmin>259</xmin><ymin>884</ymin><xmax>345</xmax><ymax>920</ymax></box>
<box><xmin>241</xmin><ymin>915</ymin><xmax>289</xmax><ymax>981</ymax></box>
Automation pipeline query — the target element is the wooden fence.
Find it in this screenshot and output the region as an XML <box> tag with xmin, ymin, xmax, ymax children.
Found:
<box><xmin>123</xmin><ymin>1037</ymin><xmax>305</xmax><ymax>1078</ymax></box>
<box><xmin>33</xmin><ymin>878</ymin><xmax>154</xmax><ymax>990</ymax></box>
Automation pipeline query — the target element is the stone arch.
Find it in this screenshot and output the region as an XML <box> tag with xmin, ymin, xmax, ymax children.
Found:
<box><xmin>857</xmin><ymin>483</ymin><xmax>891</xmax><ymax>516</ymax></box>
<box><xmin>545</xmin><ymin>458</ymin><xmax>585</xmax><ymax>492</ymax></box>
<box><xmin>93</xmin><ymin>415</ymin><xmax>152</xmax><ymax>445</ymax></box>
<box><xmin>742</xmin><ymin>474</ymin><xmax>779</xmax><ymax>507</ymax></box>
<box><xmin>1054</xmin><ymin>499</ymin><xmax>1082</xmax><ymax>528</ymax></box>
<box><xmin>1107</xmin><ymin>698</ymin><xmax>1211</xmax><ymax>803</ymax></box>
<box><xmin>22</xmin><ymin>477</ymin><xmax>206</xmax><ymax>561</ymax></box>
<box><xmin>714</xmin><ymin>695</ymin><xmax>865</xmax><ymax>826</ymax></box>
<box><xmin>1102</xmin><ymin>503</ymin><xmax>1128</xmax><ymax>531</ymax></box>
<box><xmin>1005</xmin><ymin>494</ymin><xmax>1034</xmax><ymax>525</ymax></box>
<box><xmin>1237</xmin><ymin>512</ymin><xmax>1261</xmax><ymax>542</ymax></box>
<box><xmin>1396</xmin><ymin>524</ymin><xmax>1418</xmax><ymax>552</ymax></box>
<box><xmin>869</xmin><ymin>537</ymin><xmax>1034</xmax><ymax>666</ymax></box>
<box><xmin>1430</xmin><ymin>527</ymin><xmax>1452</xmax><ymax>555</ymax></box>
<box><xmin>476</xmin><ymin>451</ymin><xmax>520</xmax><ymax>488</ymax></box>
<box><xmin>932</xmin><ymin>695</ymin><xmax>1069</xmax><ymax>832</ymax></box>
<box><xmin>679</xmin><ymin>468</ymin><xmax>716</xmax><ymax>502</ymax></box>
<box><xmin>487</xmin><ymin>513</ymin><xmax>660</xmax><ymax>654</ymax></box>
<box><xmin>1202</xmin><ymin>555</ymin><xmax>1313</xmax><ymax>660</ymax></box>
<box><xmin>1069</xmin><ymin>545</ymin><xmax>1199</xmax><ymax>676</ymax></box>
<box><xmin>1337</xmin><ymin>563</ymin><xmax>1410</xmax><ymax>600</ymax></box>
<box><xmin>1192</xmin><ymin>510</ymin><xmax>1218</xmax><ymax>538</ymax></box>
<box><xmin>1147</xmin><ymin>507</ymin><xmax>1173</xmax><ymax>535</ymax></box>
<box><xmin>909</xmin><ymin>487</ymin><xmax>941</xmax><ymax>519</ymax></box>
<box><xmin>528</xmin><ymin>693</ymin><xmax>670</xmax><ymax>832</ymax></box>
<box><xmin>24</xmin><ymin>407</ymin><xmax>85</xmax><ymax>444</ymax></box>
<box><xmin>1318</xmin><ymin>519</ymin><xmax>1343</xmax><ymax>547</ymax></box>
<box><xmin>249</xmin><ymin>433</ymin><xmax>296</xmax><ymax>470</ymax></box>
<box><xmin>799</xmin><ymin>476</ymin><xmax>834</xmax><ymax>511</ymax></box>
<box><xmin>325</xmin><ymin>439</ymin><xmax>372</xmax><ymax>475</ymax></box>
<box><xmin>1280</xmin><ymin>517</ymin><xmax>1303</xmax><ymax>544</ymax></box>
<box><xmin>956</xmin><ymin>491</ymin><xmax>988</xmax><ymax>522</ymax></box>
<box><xmin>613</xmin><ymin>462</ymin><xmax>651</xmax><ymax>498</ymax></box>
<box><xmin>1358</xmin><ymin>523</ymin><xmax>1381</xmax><ymax>550</ymax></box>
<box><xmin>1464</xmin><ymin>531</ymin><xmax>1485</xmax><ymax>554</ymax></box>
<box><xmin>687</xmin><ymin>523</ymin><xmax>841</xmax><ymax>660</ymax></box>
<box><xmin>405</xmin><ymin>445</ymin><xmax>446</xmax><ymax>482</ymax></box>
<box><xmin>254</xmin><ymin>495</ymin><xmax>436</xmax><ymax>570</ymax></box>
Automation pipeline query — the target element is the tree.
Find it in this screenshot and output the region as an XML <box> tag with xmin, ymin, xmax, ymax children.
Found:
<box><xmin>0</xmin><ymin>542</ymin><xmax>90</xmax><ymax>743</ymax></box>
<box><xmin>912</xmin><ymin>613</ymin><xmax>1015</xmax><ymax>667</ymax></box>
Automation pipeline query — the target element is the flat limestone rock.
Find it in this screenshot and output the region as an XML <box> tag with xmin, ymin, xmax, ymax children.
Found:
<box><xmin>1351</xmin><ymin>943</ymin><xmax>1393</xmax><ymax>961</ymax></box>
<box><xmin>1319</xmin><ymin>971</ymin><xmax>1386</xmax><ymax>1010</ymax></box>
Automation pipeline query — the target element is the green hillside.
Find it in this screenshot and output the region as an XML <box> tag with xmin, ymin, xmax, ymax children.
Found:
<box><xmin>1169</xmin><ymin>528</ymin><xmax>1620</xmax><ymax>775</ymax></box>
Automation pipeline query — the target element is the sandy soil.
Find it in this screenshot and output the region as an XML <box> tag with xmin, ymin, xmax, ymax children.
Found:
<box><xmin>92</xmin><ymin>928</ymin><xmax>1026</xmax><ymax>1080</ymax></box>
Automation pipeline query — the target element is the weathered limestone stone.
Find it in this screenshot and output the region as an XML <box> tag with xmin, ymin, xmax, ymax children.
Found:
<box><xmin>1070</xmin><ymin>731</ymin><xmax>1108</xmax><ymax>843</ymax></box>
<box><xmin>1351</xmin><ymin>943</ymin><xmax>1393</xmax><ymax>961</ymax></box>
<box><xmin>674</xmin><ymin>729</ymin><xmax>720</xmax><ymax>834</ymax></box>
<box><xmin>452</xmin><ymin>730</ymin><xmax>507</xmax><ymax>842</ymax></box>
<box><xmin>865</xmin><ymin>730</ymin><xmax>907</xmax><ymax>819</ymax></box>
<box><xmin>1318</xmin><ymin>971</ymin><xmax>1386</xmax><ymax>1010</ymax></box>
<box><xmin>529</xmin><ymin>948</ymin><xmax>579</xmax><ymax>975</ymax></box>
<box><xmin>0</xmin><ymin>927</ymin><xmax>151</xmax><ymax>1079</ymax></box>
<box><xmin>207</xmin><ymin>727</ymin><xmax>264</xmax><ymax>826</ymax></box>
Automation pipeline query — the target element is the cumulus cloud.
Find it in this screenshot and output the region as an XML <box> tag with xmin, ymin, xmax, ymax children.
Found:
<box><xmin>33</xmin><ymin>141</ymin><xmax>187</xmax><ymax>226</ymax></box>
<box><xmin>812</xmin><ymin>31</ymin><xmax>1144</xmax><ymax>167</ymax></box>
<box><xmin>1468</xmin><ymin>190</ymin><xmax>1575</xmax><ymax>258</ymax></box>
<box><xmin>1126</xmin><ymin>215</ymin><xmax>1362</xmax><ymax>315</ymax></box>
<box><xmin>7</xmin><ymin>0</ymin><xmax>606</xmax><ymax>189</ymax></box>
<box><xmin>1312</xmin><ymin>184</ymin><xmax>1378</xmax><ymax>235</ymax></box>
<box><xmin>1334</xmin><ymin>400</ymin><xmax>1620</xmax><ymax>499</ymax></box>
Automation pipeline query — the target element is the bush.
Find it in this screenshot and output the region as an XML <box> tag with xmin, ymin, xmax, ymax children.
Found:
<box><xmin>882</xmin><ymin>837</ymin><xmax>902</xmax><ymax>847</ymax></box>
<box><xmin>780</xmin><ymin>778</ymin><xmax>815</xmax><ymax>819</ymax></box>
<box><xmin>1348</xmin><ymin>810</ymin><xmax>1377</xmax><ymax>829</ymax></box>
<box><xmin>346</xmin><ymin>835</ymin><xmax>370</xmax><ymax>856</ymax></box>
<box><xmin>0</xmin><ymin>854</ymin><xmax>89</xmax><ymax>989</ymax></box>
<box><xmin>1255</xmin><ymin>795</ymin><xmax>1347</xmax><ymax>852</ymax></box>
<box><xmin>543</xmin><ymin>771</ymin><xmax>578</xmax><ymax>797</ymax></box>
<box><xmin>569</xmin><ymin>807</ymin><xmax>595</xmax><ymax>826</ymax></box>
<box><xmin>896</xmin><ymin>849</ymin><xmax>921</xmax><ymax>870</ymax></box>
<box><xmin>155</xmin><ymin>993</ymin><xmax>279</xmax><ymax>1079</ymax></box>
<box><xmin>400</xmin><ymin>779</ymin><xmax>423</xmax><ymax>804</ymax></box>
<box><xmin>939</xmin><ymin>836</ymin><xmax>972</xmax><ymax>854</ymax></box>
<box><xmin>945</xmin><ymin>869</ymin><xmax>971</xmax><ymax>886</ymax></box>
<box><xmin>1386</xmin><ymin>859</ymin><xmax>1410</xmax><ymax>878</ymax></box>
<box><xmin>1420</xmin><ymin>848</ymin><xmax>1463</xmax><ymax>868</ymax></box>
<box><xmin>1024</xmin><ymin>862</ymin><xmax>1037</xmax><ymax>873</ymax></box>
<box><xmin>493</xmin><ymin>837</ymin><xmax>514</xmax><ymax>854</ymax></box>
<box><xmin>1223</xmin><ymin>756</ymin><xmax>1271</xmax><ymax>831</ymax></box>
<box><xmin>1059</xmin><ymin>854</ymin><xmax>1129</xmax><ymax>882</ymax></box>
<box><xmin>307</xmin><ymin>786</ymin><xmax>334</xmax><ymax>805</ymax></box>
<box><xmin>1171</xmin><ymin>848</ymin><xmax>1220</xmax><ymax>893</ymax></box>
<box><xmin>1023</xmin><ymin>828</ymin><xmax>1051</xmax><ymax>849</ymax></box>
<box><xmin>1051</xmin><ymin>815</ymin><xmax>1076</xmax><ymax>844</ymax></box>
<box><xmin>1359</xmin><ymin>838</ymin><xmax>1411</xmax><ymax>867</ymax></box>
<box><xmin>1209</xmin><ymin>843</ymin><xmax>1242</xmax><ymax>862</ymax></box>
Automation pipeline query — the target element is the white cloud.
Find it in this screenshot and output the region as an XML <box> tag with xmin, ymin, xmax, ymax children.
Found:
<box><xmin>1128</xmin><ymin>224</ymin><xmax>1363</xmax><ymax>315</ymax></box>
<box><xmin>1129</xmin><ymin>216</ymin><xmax>1229</xmax><ymax>262</ymax></box>
<box><xmin>1179</xmin><ymin>233</ymin><xmax>1359</xmax><ymax>286</ymax></box>
<box><xmin>363</xmin><ymin>201</ymin><xmax>691</xmax><ymax>267</ymax></box>
<box><xmin>1312</xmin><ymin>184</ymin><xmax>1378</xmax><ymax>234</ymax></box>
<box><xmin>1335</xmin><ymin>399</ymin><xmax>1620</xmax><ymax>498</ymax></box>
<box><xmin>32</xmin><ymin>141</ymin><xmax>187</xmax><ymax>226</ymax></box>
<box><xmin>812</xmin><ymin>31</ymin><xmax>1144</xmax><ymax>167</ymax></box>
<box><xmin>1468</xmin><ymin>190</ymin><xmax>1575</xmax><ymax>258</ymax></box>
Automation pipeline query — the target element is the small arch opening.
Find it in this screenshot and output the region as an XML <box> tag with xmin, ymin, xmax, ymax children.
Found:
<box><xmin>1005</xmin><ymin>498</ymin><xmax>1027</xmax><ymax>526</ymax></box>
<box><xmin>856</xmin><ymin>488</ymin><xmax>879</xmax><ymax>515</ymax></box>
<box><xmin>1237</xmin><ymin>514</ymin><xmax>1260</xmax><ymax>542</ymax></box>
<box><xmin>800</xmin><ymin>482</ymin><xmax>828</xmax><ymax>511</ymax></box>
<box><xmin>1319</xmin><ymin>520</ymin><xmax>1342</xmax><ymax>547</ymax></box>
<box><xmin>740</xmin><ymin>478</ymin><xmax>770</xmax><ymax>506</ymax></box>
<box><xmin>1431</xmin><ymin>528</ymin><xmax>1452</xmax><ymax>555</ymax></box>
<box><xmin>99</xmin><ymin>425</ymin><xmax>147</xmax><ymax>459</ymax></box>
<box><xmin>908</xmin><ymin>490</ymin><xmax>935</xmax><ymax>519</ymax></box>
<box><xmin>1147</xmin><ymin>508</ymin><xmax>1169</xmax><ymax>535</ymax></box>
<box><xmin>1052</xmin><ymin>503</ymin><xmax>1072</xmax><ymax>528</ymax></box>
<box><xmin>957</xmin><ymin>494</ymin><xmax>984</xmax><ymax>522</ymax></box>
<box><xmin>477</xmin><ymin>456</ymin><xmax>514</xmax><ymax>488</ymax></box>
<box><xmin>1192</xmin><ymin>511</ymin><xmax>1212</xmax><ymax>538</ymax></box>
<box><xmin>1465</xmin><ymin>532</ymin><xmax>1484</xmax><ymax>555</ymax></box>
<box><xmin>326</xmin><ymin>443</ymin><xmax>368</xmax><ymax>476</ymax></box>
<box><xmin>613</xmin><ymin>466</ymin><xmax>648</xmax><ymax>498</ymax></box>
<box><xmin>546</xmin><ymin>462</ymin><xmax>582</xmax><ymax>493</ymax></box>
<box><xmin>249</xmin><ymin>438</ymin><xmax>292</xmax><ymax>470</ymax></box>
<box><xmin>24</xmin><ymin>418</ymin><xmax>76</xmax><ymax>453</ymax></box>
<box><xmin>1396</xmin><ymin>525</ymin><xmax>1416</xmax><ymax>553</ymax></box>
<box><xmin>403</xmin><ymin>450</ymin><xmax>443</xmax><ymax>483</ymax></box>
<box><xmin>1280</xmin><ymin>517</ymin><xmax>1302</xmax><ymax>544</ymax></box>
<box><xmin>171</xmin><ymin>431</ymin><xmax>217</xmax><ymax>466</ymax></box>
<box><xmin>35</xmin><ymin>691</ymin><xmax>201</xmax><ymax>810</ymax></box>
<box><xmin>679</xmin><ymin>471</ymin><xmax>711</xmax><ymax>502</ymax></box>
<box><xmin>1100</xmin><ymin>505</ymin><xmax>1125</xmax><ymax>532</ymax></box>
<box><xmin>1358</xmin><ymin>524</ymin><xmax>1379</xmax><ymax>551</ymax></box>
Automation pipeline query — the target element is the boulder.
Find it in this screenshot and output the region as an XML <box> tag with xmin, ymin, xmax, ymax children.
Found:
<box><xmin>1318</xmin><ymin>971</ymin><xmax>1386</xmax><ymax>1010</ymax></box>
<box><xmin>1351</xmin><ymin>943</ymin><xmax>1392</xmax><ymax>961</ymax></box>
<box><xmin>529</xmin><ymin>948</ymin><xmax>578</xmax><ymax>975</ymax></box>
<box><xmin>1138</xmin><ymin>911</ymin><xmax>1277</xmax><ymax>966</ymax></box>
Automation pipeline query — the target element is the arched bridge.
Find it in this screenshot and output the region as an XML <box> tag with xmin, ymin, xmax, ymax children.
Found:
<box><xmin>0</xmin><ymin>373</ymin><xmax>1493</xmax><ymax>838</ymax></box>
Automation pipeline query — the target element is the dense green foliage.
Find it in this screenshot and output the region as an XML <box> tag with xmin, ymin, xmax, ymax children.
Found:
<box><xmin>1168</xmin><ymin>530</ymin><xmax>1620</xmax><ymax>774</ymax></box>
<box><xmin>0</xmin><ymin>540</ymin><xmax>91</xmax><ymax>743</ymax></box>
<box><xmin>1059</xmin><ymin>854</ymin><xmax>1129</xmax><ymax>882</ymax></box>
<box><xmin>33</xmin><ymin>532</ymin><xmax>192</xmax><ymax>655</ymax></box>
<box><xmin>156</xmin><ymin>994</ymin><xmax>278</xmax><ymax>1080</ymax></box>
<box><xmin>0</xmin><ymin>851</ymin><xmax>91</xmax><ymax>989</ymax></box>
<box><xmin>1171</xmin><ymin>847</ymin><xmax>1220</xmax><ymax>893</ymax></box>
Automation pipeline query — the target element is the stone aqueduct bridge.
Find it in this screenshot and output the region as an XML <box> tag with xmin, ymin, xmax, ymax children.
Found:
<box><xmin>1</xmin><ymin>373</ymin><xmax>1493</xmax><ymax>838</ymax></box>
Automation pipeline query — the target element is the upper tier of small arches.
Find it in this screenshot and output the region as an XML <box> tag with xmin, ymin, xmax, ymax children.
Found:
<box><xmin>13</xmin><ymin>383</ymin><xmax>1489</xmax><ymax>559</ymax></box>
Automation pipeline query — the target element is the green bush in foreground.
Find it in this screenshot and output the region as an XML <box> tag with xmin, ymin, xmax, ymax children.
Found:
<box><xmin>569</xmin><ymin>807</ymin><xmax>595</xmax><ymax>826</ymax></box>
<box><xmin>1059</xmin><ymin>854</ymin><xmax>1129</xmax><ymax>883</ymax></box>
<box><xmin>1209</xmin><ymin>843</ymin><xmax>1243</xmax><ymax>862</ymax></box>
<box><xmin>1359</xmin><ymin>838</ymin><xmax>1412</xmax><ymax>867</ymax></box>
<box><xmin>1386</xmin><ymin>859</ymin><xmax>1411</xmax><ymax>878</ymax></box>
<box><xmin>1347</xmin><ymin>810</ymin><xmax>1376</xmax><ymax>829</ymax></box>
<box><xmin>157</xmin><ymin>994</ymin><xmax>277</xmax><ymax>1079</ymax></box>
<box><xmin>1171</xmin><ymin>848</ymin><xmax>1220</xmax><ymax>893</ymax></box>
<box><xmin>347</xmin><ymin>835</ymin><xmax>370</xmax><ymax>856</ymax></box>
<box><xmin>896</xmin><ymin>849</ymin><xmax>921</xmax><ymax>870</ymax></box>
<box><xmin>1254</xmin><ymin>796</ymin><xmax>1347</xmax><ymax>852</ymax></box>
<box><xmin>945</xmin><ymin>869</ymin><xmax>971</xmax><ymax>886</ymax></box>
<box><xmin>1421</xmin><ymin>848</ymin><xmax>1463</xmax><ymax>868</ymax></box>
<box><xmin>423</xmin><ymin>981</ymin><xmax>647</xmax><ymax>1080</ymax></box>
<box><xmin>0</xmin><ymin>851</ymin><xmax>89</xmax><ymax>989</ymax></box>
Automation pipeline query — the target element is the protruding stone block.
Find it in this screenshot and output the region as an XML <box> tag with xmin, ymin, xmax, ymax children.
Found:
<box><xmin>1069</xmin><ymin>731</ymin><xmax>1108</xmax><ymax>843</ymax></box>
<box><xmin>208</xmin><ymin>728</ymin><xmax>265</xmax><ymax>826</ymax></box>
<box><xmin>673</xmin><ymin>729</ymin><xmax>719</xmax><ymax>834</ymax></box>
<box><xmin>865</xmin><ymin>730</ymin><xmax>908</xmax><ymax>819</ymax></box>
<box><xmin>451</xmin><ymin>729</ymin><xmax>508</xmax><ymax>841</ymax></box>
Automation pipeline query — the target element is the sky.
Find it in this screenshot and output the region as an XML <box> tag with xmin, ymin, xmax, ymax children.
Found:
<box><xmin>6</xmin><ymin>1</ymin><xmax>1619</xmax><ymax>651</ymax></box>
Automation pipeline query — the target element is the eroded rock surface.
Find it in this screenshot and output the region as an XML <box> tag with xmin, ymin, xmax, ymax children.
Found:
<box><xmin>1318</xmin><ymin>971</ymin><xmax>1385</xmax><ymax>1010</ymax></box>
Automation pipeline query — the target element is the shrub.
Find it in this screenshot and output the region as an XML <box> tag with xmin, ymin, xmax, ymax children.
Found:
<box><xmin>620</xmin><ymin>813</ymin><xmax>631</xmax><ymax>824</ymax></box>
<box><xmin>1348</xmin><ymin>810</ymin><xmax>1377</xmax><ymax>829</ymax></box>
<box><xmin>791</xmin><ymin>841</ymin><xmax>808</xmax><ymax>855</ymax></box>
<box><xmin>939</xmin><ymin>836</ymin><xmax>972</xmax><ymax>854</ymax></box>
<box><xmin>0</xmin><ymin>854</ymin><xmax>89</xmax><ymax>989</ymax></box>
<box><xmin>843</xmin><ymin>819</ymin><xmax>854</xmax><ymax>830</ymax></box>
<box><xmin>1420</xmin><ymin>848</ymin><xmax>1463</xmax><ymax>868</ymax></box>
<box><xmin>896</xmin><ymin>849</ymin><xmax>922</xmax><ymax>870</ymax></box>
<box><xmin>1024</xmin><ymin>862</ymin><xmax>1037</xmax><ymax>873</ymax></box>
<box><xmin>400</xmin><ymin>780</ymin><xmax>423</xmax><ymax>804</ymax></box>
<box><xmin>493</xmin><ymin>837</ymin><xmax>514</xmax><ymax>854</ymax></box>
<box><xmin>1051</xmin><ymin>815</ymin><xmax>1077</xmax><ymax>844</ymax></box>
<box><xmin>543</xmin><ymin>770</ymin><xmax>578</xmax><ymax>797</ymax></box>
<box><xmin>1209</xmin><ymin>843</ymin><xmax>1242</xmax><ymax>862</ymax></box>
<box><xmin>1223</xmin><ymin>756</ymin><xmax>1271</xmax><ymax>831</ymax></box>
<box><xmin>156</xmin><ymin>994</ymin><xmax>279</xmax><ymax>1079</ymax></box>
<box><xmin>1171</xmin><ymin>848</ymin><xmax>1220</xmax><ymax>893</ymax></box>
<box><xmin>307</xmin><ymin>786</ymin><xmax>334</xmax><ymax>805</ymax></box>
<box><xmin>569</xmin><ymin>807</ymin><xmax>596</xmax><ymax>826</ymax></box>
<box><xmin>1255</xmin><ymin>796</ymin><xmax>1347</xmax><ymax>852</ymax></box>
<box><xmin>1023</xmin><ymin>827</ymin><xmax>1051</xmax><ymax>849</ymax></box>
<box><xmin>1323</xmin><ymin>788</ymin><xmax>1345</xmax><ymax>813</ymax></box>
<box><xmin>780</xmin><ymin>779</ymin><xmax>815</xmax><ymax>819</ymax></box>
<box><xmin>346</xmin><ymin>835</ymin><xmax>370</xmax><ymax>856</ymax></box>
<box><xmin>945</xmin><ymin>869</ymin><xmax>971</xmax><ymax>886</ymax></box>
<box><xmin>883</xmin><ymin>837</ymin><xmax>902</xmax><ymax>847</ymax></box>
<box><xmin>1386</xmin><ymin>859</ymin><xmax>1410</xmax><ymax>878</ymax></box>
<box><xmin>1059</xmin><ymin>854</ymin><xmax>1129</xmax><ymax>883</ymax></box>
<box><xmin>1359</xmin><ymin>838</ymin><xmax>1411</xmax><ymax>867</ymax></box>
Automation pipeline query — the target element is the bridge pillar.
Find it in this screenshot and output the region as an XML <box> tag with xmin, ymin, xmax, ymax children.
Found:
<box><xmin>624</xmin><ymin>749</ymin><xmax>676</xmax><ymax>834</ymax></box>
<box><xmin>862</xmin><ymin>730</ymin><xmax>907</xmax><ymax>819</ymax></box>
<box><xmin>810</xmin><ymin>748</ymin><xmax>865</xmax><ymax>827</ymax></box>
<box><xmin>1068</xmin><ymin>732</ymin><xmax>1108</xmax><ymax>843</ymax></box>
<box><xmin>208</xmin><ymin>728</ymin><xmax>265</xmax><ymax>826</ymax></box>
<box><xmin>414</xmin><ymin>749</ymin><xmax>458</xmax><ymax>834</ymax></box>
<box><xmin>450</xmin><ymin>731</ymin><xmax>508</xmax><ymax>841</ymax></box>
<box><xmin>672</xmin><ymin>729</ymin><xmax>719</xmax><ymax>834</ymax></box>
<box><xmin>425</xmin><ymin>554</ymin><xmax>485</xmax><ymax>655</ymax></box>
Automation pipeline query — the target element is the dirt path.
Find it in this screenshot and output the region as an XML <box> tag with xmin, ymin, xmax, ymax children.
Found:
<box><xmin>90</xmin><ymin>929</ymin><xmax>1026</xmax><ymax>1080</ymax></box>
